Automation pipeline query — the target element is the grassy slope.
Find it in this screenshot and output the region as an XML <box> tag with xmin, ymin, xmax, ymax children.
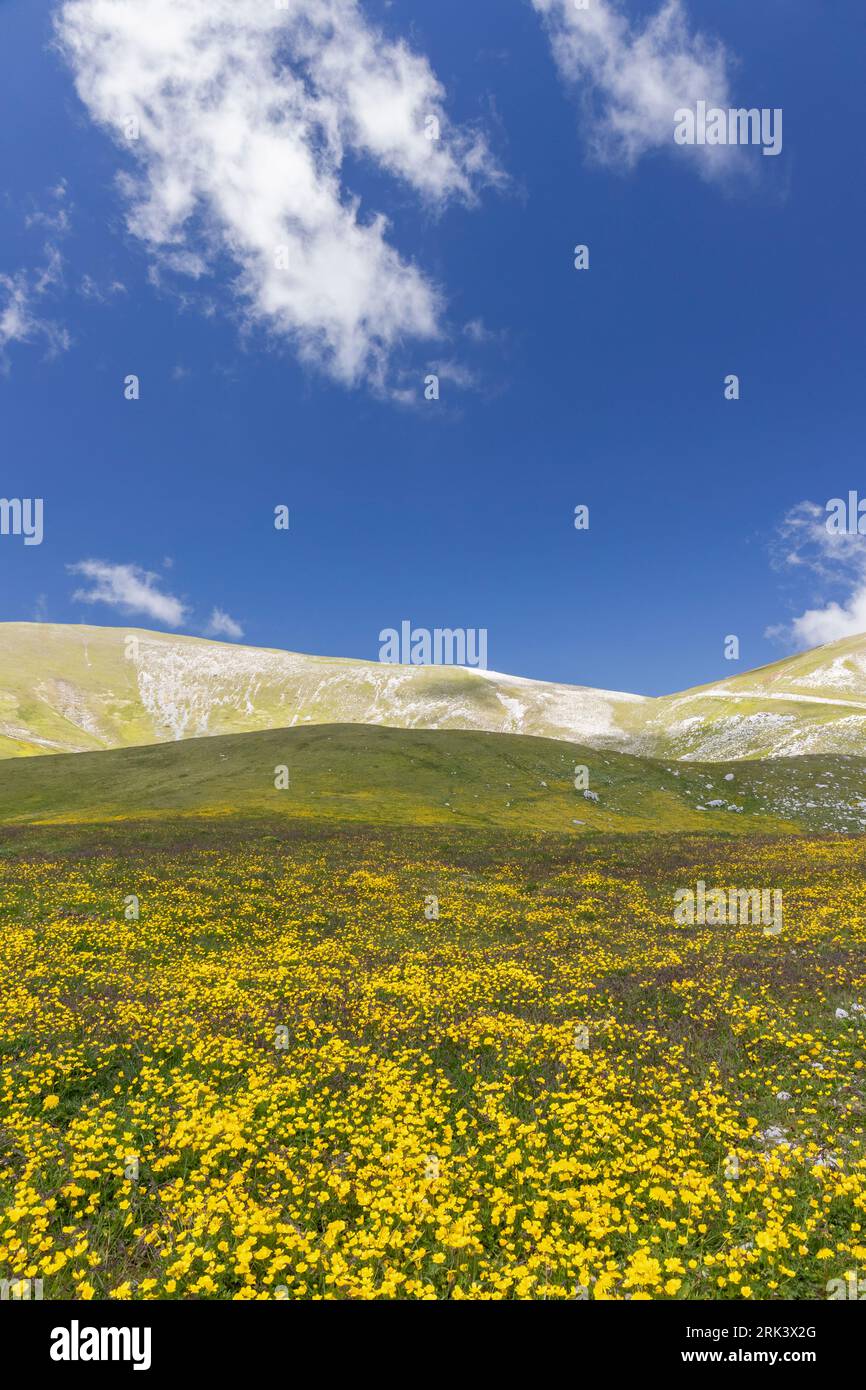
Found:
<box><xmin>1</xmin><ymin>722</ymin><xmax>866</xmax><ymax>835</ymax></box>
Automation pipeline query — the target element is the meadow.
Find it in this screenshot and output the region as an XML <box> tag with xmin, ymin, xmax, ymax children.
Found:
<box><xmin>1</xmin><ymin>817</ymin><xmax>864</xmax><ymax>1300</ymax></box>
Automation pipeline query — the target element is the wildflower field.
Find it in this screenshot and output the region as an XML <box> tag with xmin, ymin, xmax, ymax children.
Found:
<box><xmin>1</xmin><ymin>818</ymin><xmax>864</xmax><ymax>1300</ymax></box>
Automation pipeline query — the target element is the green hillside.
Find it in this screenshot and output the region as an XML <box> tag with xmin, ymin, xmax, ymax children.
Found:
<box><xmin>1</xmin><ymin>722</ymin><xmax>866</xmax><ymax>835</ymax></box>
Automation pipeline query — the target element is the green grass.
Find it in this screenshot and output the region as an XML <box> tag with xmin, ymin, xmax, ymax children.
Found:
<box><xmin>1</xmin><ymin>722</ymin><xmax>866</xmax><ymax>835</ymax></box>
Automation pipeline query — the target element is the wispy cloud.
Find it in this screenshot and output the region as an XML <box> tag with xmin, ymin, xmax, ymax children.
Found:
<box><xmin>68</xmin><ymin>560</ymin><xmax>188</xmax><ymax>627</ymax></box>
<box><xmin>429</xmin><ymin>358</ymin><xmax>479</xmax><ymax>390</ymax></box>
<box><xmin>56</xmin><ymin>0</ymin><xmax>501</xmax><ymax>391</ymax></box>
<box><xmin>0</xmin><ymin>246</ymin><xmax>70</xmax><ymax>365</ymax></box>
<box><xmin>79</xmin><ymin>273</ymin><xmax>127</xmax><ymax>302</ymax></box>
<box><xmin>0</xmin><ymin>272</ymin><xmax>70</xmax><ymax>365</ymax></box>
<box><xmin>205</xmin><ymin>608</ymin><xmax>245</xmax><ymax>641</ymax></box>
<box><xmin>463</xmin><ymin>317</ymin><xmax>498</xmax><ymax>345</ymax></box>
<box><xmin>530</xmin><ymin>0</ymin><xmax>734</xmax><ymax>174</ymax></box>
<box><xmin>767</xmin><ymin>501</ymin><xmax>866</xmax><ymax>648</ymax></box>
<box><xmin>0</xmin><ymin>186</ymin><xmax>72</xmax><ymax>367</ymax></box>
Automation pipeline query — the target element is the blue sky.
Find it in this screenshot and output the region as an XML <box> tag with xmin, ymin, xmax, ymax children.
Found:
<box><xmin>0</xmin><ymin>0</ymin><xmax>863</xmax><ymax>696</ymax></box>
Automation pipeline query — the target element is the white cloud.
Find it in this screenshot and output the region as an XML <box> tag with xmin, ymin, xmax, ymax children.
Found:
<box><xmin>79</xmin><ymin>273</ymin><xmax>127</xmax><ymax>301</ymax></box>
<box><xmin>68</xmin><ymin>560</ymin><xmax>188</xmax><ymax>627</ymax></box>
<box><xmin>56</xmin><ymin>0</ymin><xmax>499</xmax><ymax>389</ymax></box>
<box><xmin>463</xmin><ymin>317</ymin><xmax>496</xmax><ymax>344</ymax></box>
<box><xmin>24</xmin><ymin>206</ymin><xmax>71</xmax><ymax>235</ymax></box>
<box><xmin>0</xmin><ymin>255</ymin><xmax>70</xmax><ymax>364</ymax></box>
<box><xmin>205</xmin><ymin>608</ymin><xmax>245</xmax><ymax>641</ymax></box>
<box><xmin>788</xmin><ymin>592</ymin><xmax>866</xmax><ymax>648</ymax></box>
<box><xmin>0</xmin><ymin>184</ymin><xmax>72</xmax><ymax>365</ymax></box>
<box><xmin>767</xmin><ymin>501</ymin><xmax>866</xmax><ymax>648</ymax></box>
<box><xmin>430</xmin><ymin>358</ymin><xmax>478</xmax><ymax>390</ymax></box>
<box><xmin>530</xmin><ymin>0</ymin><xmax>734</xmax><ymax>172</ymax></box>
<box><xmin>24</xmin><ymin>181</ymin><xmax>71</xmax><ymax>234</ymax></box>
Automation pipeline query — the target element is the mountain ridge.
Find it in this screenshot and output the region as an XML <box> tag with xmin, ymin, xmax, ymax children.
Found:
<box><xmin>2</xmin><ymin>621</ymin><xmax>866</xmax><ymax>763</ymax></box>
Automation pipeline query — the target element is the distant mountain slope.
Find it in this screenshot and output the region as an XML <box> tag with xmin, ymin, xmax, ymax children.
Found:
<box><xmin>1</xmin><ymin>722</ymin><xmax>865</xmax><ymax>835</ymax></box>
<box><xmin>1</xmin><ymin>622</ymin><xmax>866</xmax><ymax>764</ymax></box>
<box><xmin>0</xmin><ymin>623</ymin><xmax>644</xmax><ymax>759</ymax></box>
<box><xmin>639</xmin><ymin>634</ymin><xmax>866</xmax><ymax>761</ymax></box>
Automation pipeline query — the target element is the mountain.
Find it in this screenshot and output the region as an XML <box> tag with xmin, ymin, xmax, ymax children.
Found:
<box><xmin>0</xmin><ymin>623</ymin><xmax>644</xmax><ymax>758</ymax></box>
<box><xmin>635</xmin><ymin>634</ymin><xmax>866</xmax><ymax>761</ymax></box>
<box><xmin>1</xmin><ymin>722</ymin><xmax>865</xmax><ymax>835</ymax></box>
<box><xmin>1</xmin><ymin>622</ymin><xmax>866</xmax><ymax>763</ymax></box>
